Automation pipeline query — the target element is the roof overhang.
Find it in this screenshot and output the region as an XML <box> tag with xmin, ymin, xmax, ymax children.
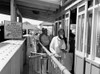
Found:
<box><xmin>0</xmin><ymin>0</ymin><xmax>61</xmax><ymax>22</ymax></box>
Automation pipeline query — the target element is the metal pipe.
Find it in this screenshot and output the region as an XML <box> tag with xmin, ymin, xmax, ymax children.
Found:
<box><xmin>39</xmin><ymin>42</ymin><xmax>71</xmax><ymax>74</ymax></box>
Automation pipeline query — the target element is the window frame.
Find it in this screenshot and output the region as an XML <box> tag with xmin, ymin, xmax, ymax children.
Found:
<box><xmin>94</xmin><ymin>6</ymin><xmax>100</xmax><ymax>61</ymax></box>
<box><xmin>75</xmin><ymin>1</ymin><xmax>87</xmax><ymax>57</ymax></box>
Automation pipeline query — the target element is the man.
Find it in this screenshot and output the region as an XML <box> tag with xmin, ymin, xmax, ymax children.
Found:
<box><xmin>39</xmin><ymin>28</ymin><xmax>50</xmax><ymax>73</ymax></box>
<box><xmin>39</xmin><ymin>28</ymin><xmax>50</xmax><ymax>52</ymax></box>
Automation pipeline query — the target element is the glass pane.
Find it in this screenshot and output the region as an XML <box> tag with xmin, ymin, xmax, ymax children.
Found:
<box><xmin>77</xmin><ymin>15</ymin><xmax>81</xmax><ymax>50</ymax></box>
<box><xmin>96</xmin><ymin>11</ymin><xmax>100</xmax><ymax>58</ymax></box>
<box><xmin>88</xmin><ymin>0</ymin><xmax>93</xmax><ymax>8</ymax></box>
<box><xmin>80</xmin><ymin>14</ymin><xmax>85</xmax><ymax>52</ymax></box>
<box><xmin>77</xmin><ymin>14</ymin><xmax>85</xmax><ymax>52</ymax></box>
<box><xmin>66</xmin><ymin>14</ymin><xmax>69</xmax><ymax>18</ymax></box>
<box><xmin>96</xmin><ymin>33</ymin><xmax>100</xmax><ymax>57</ymax></box>
<box><xmin>87</xmin><ymin>11</ymin><xmax>93</xmax><ymax>55</ymax></box>
<box><xmin>79</xmin><ymin>5</ymin><xmax>85</xmax><ymax>12</ymax></box>
<box><xmin>55</xmin><ymin>24</ymin><xmax>57</xmax><ymax>36</ymax></box>
<box><xmin>95</xmin><ymin>0</ymin><xmax>100</xmax><ymax>5</ymax></box>
<box><xmin>65</xmin><ymin>19</ymin><xmax>68</xmax><ymax>38</ymax></box>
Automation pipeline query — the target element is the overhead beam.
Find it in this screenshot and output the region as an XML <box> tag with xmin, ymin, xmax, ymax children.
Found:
<box><xmin>10</xmin><ymin>0</ymin><xmax>17</xmax><ymax>22</ymax></box>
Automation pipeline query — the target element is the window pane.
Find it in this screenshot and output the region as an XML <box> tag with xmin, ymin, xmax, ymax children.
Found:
<box><xmin>55</xmin><ymin>23</ymin><xmax>58</xmax><ymax>36</ymax></box>
<box><xmin>79</xmin><ymin>5</ymin><xmax>85</xmax><ymax>12</ymax></box>
<box><xmin>80</xmin><ymin>14</ymin><xmax>85</xmax><ymax>52</ymax></box>
<box><xmin>77</xmin><ymin>15</ymin><xmax>81</xmax><ymax>50</ymax></box>
<box><xmin>66</xmin><ymin>14</ymin><xmax>69</xmax><ymax>18</ymax></box>
<box><xmin>87</xmin><ymin>11</ymin><xmax>93</xmax><ymax>55</ymax></box>
<box><xmin>96</xmin><ymin>33</ymin><xmax>100</xmax><ymax>57</ymax></box>
<box><xmin>95</xmin><ymin>0</ymin><xmax>100</xmax><ymax>5</ymax></box>
<box><xmin>77</xmin><ymin>14</ymin><xmax>85</xmax><ymax>52</ymax></box>
<box><xmin>96</xmin><ymin>10</ymin><xmax>100</xmax><ymax>58</ymax></box>
<box><xmin>65</xmin><ymin>19</ymin><xmax>68</xmax><ymax>38</ymax></box>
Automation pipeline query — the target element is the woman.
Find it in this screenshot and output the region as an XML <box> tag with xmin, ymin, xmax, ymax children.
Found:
<box><xmin>50</xmin><ymin>29</ymin><xmax>73</xmax><ymax>72</ymax></box>
<box><xmin>50</xmin><ymin>29</ymin><xmax>67</xmax><ymax>58</ymax></box>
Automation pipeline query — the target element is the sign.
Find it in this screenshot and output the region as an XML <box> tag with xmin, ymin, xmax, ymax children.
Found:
<box><xmin>4</xmin><ymin>21</ymin><xmax>22</xmax><ymax>39</ymax></box>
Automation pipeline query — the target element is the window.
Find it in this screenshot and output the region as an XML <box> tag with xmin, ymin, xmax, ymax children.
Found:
<box><xmin>79</xmin><ymin>5</ymin><xmax>85</xmax><ymax>12</ymax></box>
<box><xmin>77</xmin><ymin>14</ymin><xmax>85</xmax><ymax>52</ymax></box>
<box><xmin>77</xmin><ymin>15</ymin><xmax>81</xmax><ymax>50</ymax></box>
<box><xmin>80</xmin><ymin>14</ymin><xmax>85</xmax><ymax>51</ymax></box>
<box><xmin>65</xmin><ymin>19</ymin><xmax>68</xmax><ymax>38</ymax></box>
<box><xmin>87</xmin><ymin>11</ymin><xmax>93</xmax><ymax>55</ymax></box>
<box><xmin>66</xmin><ymin>14</ymin><xmax>69</xmax><ymax>18</ymax></box>
<box><xmin>96</xmin><ymin>10</ymin><xmax>100</xmax><ymax>58</ymax></box>
<box><xmin>63</xmin><ymin>14</ymin><xmax>65</xmax><ymax>19</ymax></box>
<box><xmin>55</xmin><ymin>22</ymin><xmax>58</xmax><ymax>36</ymax></box>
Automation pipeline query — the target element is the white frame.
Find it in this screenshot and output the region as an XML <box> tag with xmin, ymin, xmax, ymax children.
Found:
<box><xmin>87</xmin><ymin>0</ymin><xmax>100</xmax><ymax>64</ymax></box>
<box><xmin>88</xmin><ymin>0</ymin><xmax>100</xmax><ymax>61</ymax></box>
<box><xmin>85</xmin><ymin>9</ymin><xmax>93</xmax><ymax>58</ymax></box>
<box><xmin>75</xmin><ymin>1</ymin><xmax>87</xmax><ymax>57</ymax></box>
<box><xmin>85</xmin><ymin>0</ymin><xmax>95</xmax><ymax>58</ymax></box>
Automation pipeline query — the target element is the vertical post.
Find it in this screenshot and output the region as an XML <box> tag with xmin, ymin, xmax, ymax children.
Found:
<box><xmin>10</xmin><ymin>0</ymin><xmax>17</xmax><ymax>22</ymax></box>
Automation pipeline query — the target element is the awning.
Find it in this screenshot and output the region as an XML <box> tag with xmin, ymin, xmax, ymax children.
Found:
<box><xmin>23</xmin><ymin>22</ymin><xmax>40</xmax><ymax>31</ymax></box>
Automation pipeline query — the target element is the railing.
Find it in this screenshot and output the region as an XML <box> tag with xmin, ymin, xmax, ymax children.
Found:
<box><xmin>39</xmin><ymin>42</ymin><xmax>71</xmax><ymax>74</ymax></box>
<box><xmin>28</xmin><ymin>41</ymin><xmax>71</xmax><ymax>74</ymax></box>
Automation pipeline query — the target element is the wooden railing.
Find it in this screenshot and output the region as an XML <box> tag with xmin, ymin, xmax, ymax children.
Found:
<box><xmin>28</xmin><ymin>40</ymin><xmax>71</xmax><ymax>74</ymax></box>
<box><xmin>39</xmin><ymin>42</ymin><xmax>71</xmax><ymax>74</ymax></box>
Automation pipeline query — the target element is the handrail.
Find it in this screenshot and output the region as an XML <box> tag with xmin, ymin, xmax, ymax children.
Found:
<box><xmin>39</xmin><ymin>42</ymin><xmax>71</xmax><ymax>74</ymax></box>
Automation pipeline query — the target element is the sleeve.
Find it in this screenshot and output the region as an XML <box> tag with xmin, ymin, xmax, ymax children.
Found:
<box><xmin>49</xmin><ymin>37</ymin><xmax>56</xmax><ymax>54</ymax></box>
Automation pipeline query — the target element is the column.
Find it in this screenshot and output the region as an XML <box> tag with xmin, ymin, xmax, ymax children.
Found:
<box><xmin>10</xmin><ymin>0</ymin><xmax>17</xmax><ymax>22</ymax></box>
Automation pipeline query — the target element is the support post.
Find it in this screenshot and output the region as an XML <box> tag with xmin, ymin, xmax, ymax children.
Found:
<box><xmin>10</xmin><ymin>0</ymin><xmax>17</xmax><ymax>22</ymax></box>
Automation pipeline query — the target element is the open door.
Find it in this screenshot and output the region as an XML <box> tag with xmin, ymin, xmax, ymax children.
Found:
<box><xmin>75</xmin><ymin>1</ymin><xmax>87</xmax><ymax>74</ymax></box>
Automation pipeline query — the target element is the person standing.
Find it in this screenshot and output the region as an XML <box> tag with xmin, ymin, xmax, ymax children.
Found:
<box><xmin>49</xmin><ymin>29</ymin><xmax>67</xmax><ymax>57</ymax></box>
<box><xmin>39</xmin><ymin>28</ymin><xmax>50</xmax><ymax>52</ymax></box>
<box><xmin>69</xmin><ymin>30</ymin><xmax>75</xmax><ymax>73</ymax></box>
<box><xmin>50</xmin><ymin>29</ymin><xmax>73</xmax><ymax>72</ymax></box>
<box><xmin>49</xmin><ymin>28</ymin><xmax>67</xmax><ymax>70</ymax></box>
<box><xmin>39</xmin><ymin>28</ymin><xmax>50</xmax><ymax>73</ymax></box>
